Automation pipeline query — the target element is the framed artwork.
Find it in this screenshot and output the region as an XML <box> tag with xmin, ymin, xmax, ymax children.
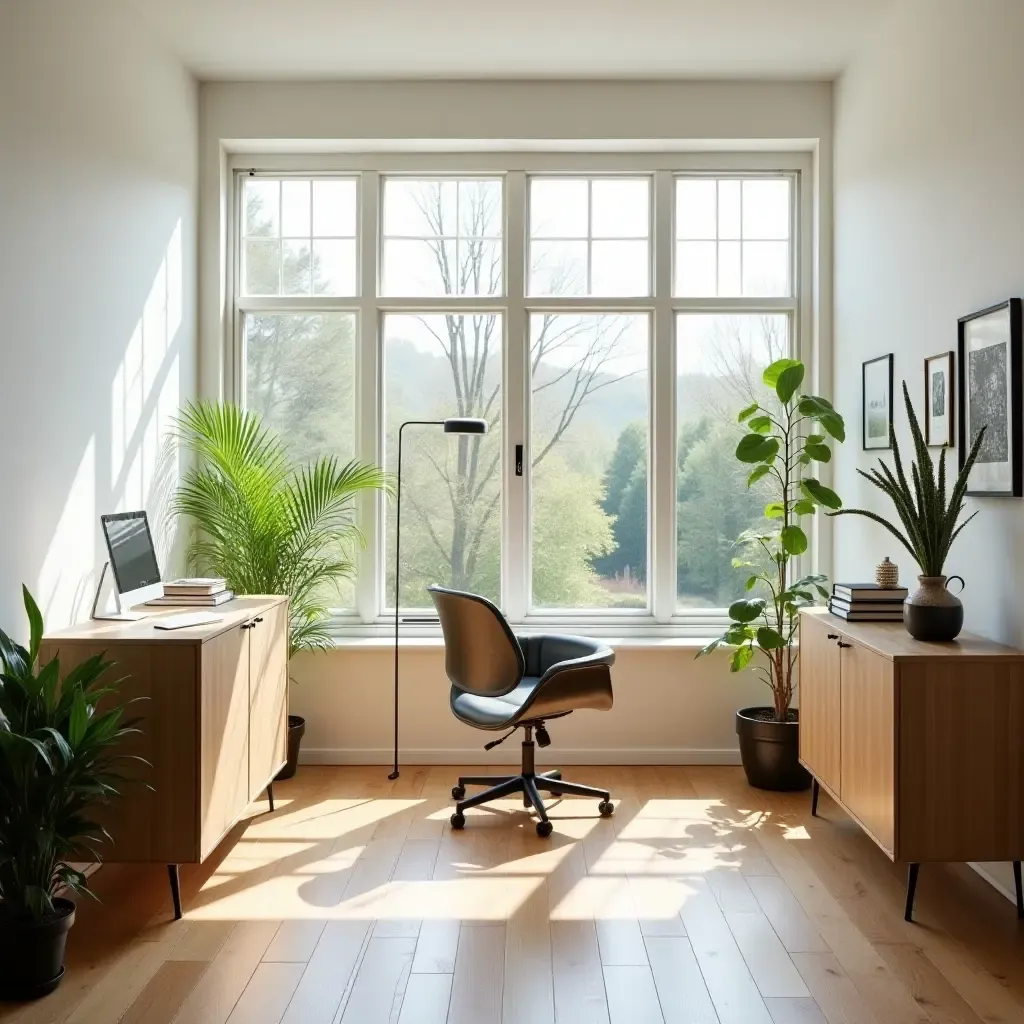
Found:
<box><xmin>862</xmin><ymin>354</ymin><xmax>894</xmax><ymax>450</ymax></box>
<box><xmin>957</xmin><ymin>298</ymin><xmax>1023</xmax><ymax>497</ymax></box>
<box><xmin>924</xmin><ymin>351</ymin><xmax>955</xmax><ymax>447</ymax></box>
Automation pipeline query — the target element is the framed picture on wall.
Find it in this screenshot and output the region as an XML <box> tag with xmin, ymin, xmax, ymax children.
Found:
<box><xmin>957</xmin><ymin>299</ymin><xmax>1023</xmax><ymax>496</ymax></box>
<box><xmin>862</xmin><ymin>354</ymin><xmax>893</xmax><ymax>450</ymax></box>
<box><xmin>924</xmin><ymin>351</ymin><xmax>955</xmax><ymax>447</ymax></box>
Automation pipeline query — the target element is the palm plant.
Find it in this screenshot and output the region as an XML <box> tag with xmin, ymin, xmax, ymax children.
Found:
<box><xmin>0</xmin><ymin>587</ymin><xmax>140</xmax><ymax>920</ymax></box>
<box><xmin>172</xmin><ymin>401</ymin><xmax>391</xmax><ymax>656</ymax></box>
<box><xmin>828</xmin><ymin>382</ymin><xmax>985</xmax><ymax>575</ymax></box>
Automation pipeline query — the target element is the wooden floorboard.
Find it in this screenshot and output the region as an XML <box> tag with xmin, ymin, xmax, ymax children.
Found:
<box><xmin>2</xmin><ymin>765</ymin><xmax>1022</xmax><ymax>1024</ymax></box>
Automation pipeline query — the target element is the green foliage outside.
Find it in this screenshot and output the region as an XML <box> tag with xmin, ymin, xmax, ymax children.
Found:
<box><xmin>0</xmin><ymin>587</ymin><xmax>140</xmax><ymax>920</ymax></box>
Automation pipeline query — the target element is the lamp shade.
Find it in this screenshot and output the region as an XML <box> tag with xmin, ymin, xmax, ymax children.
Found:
<box><xmin>443</xmin><ymin>417</ymin><xmax>488</xmax><ymax>435</ymax></box>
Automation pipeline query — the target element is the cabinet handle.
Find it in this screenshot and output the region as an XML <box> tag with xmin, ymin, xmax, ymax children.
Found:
<box><xmin>837</xmin><ymin>640</ymin><xmax>852</xmax><ymax>648</ymax></box>
<box><xmin>254</xmin><ymin>617</ymin><xmax>264</xmax><ymax>624</ymax></box>
<box><xmin>240</xmin><ymin>622</ymin><xmax>252</xmax><ymax>630</ymax></box>
<box><xmin>827</xmin><ymin>633</ymin><xmax>839</xmax><ymax>639</ymax></box>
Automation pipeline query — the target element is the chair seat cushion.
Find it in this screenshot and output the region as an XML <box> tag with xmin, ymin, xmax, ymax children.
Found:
<box><xmin>451</xmin><ymin>676</ymin><xmax>541</xmax><ymax>728</ymax></box>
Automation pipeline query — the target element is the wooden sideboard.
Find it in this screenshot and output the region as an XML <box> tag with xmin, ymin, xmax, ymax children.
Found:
<box><xmin>799</xmin><ymin>607</ymin><xmax>1024</xmax><ymax>920</ymax></box>
<box><xmin>40</xmin><ymin>595</ymin><xmax>288</xmax><ymax>919</ymax></box>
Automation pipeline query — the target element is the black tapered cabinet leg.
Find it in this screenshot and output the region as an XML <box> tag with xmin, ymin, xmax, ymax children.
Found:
<box><xmin>266</xmin><ymin>782</ymin><xmax>275</xmax><ymax>813</ymax></box>
<box><xmin>810</xmin><ymin>779</ymin><xmax>820</xmax><ymax>817</ymax></box>
<box><xmin>1014</xmin><ymin>861</ymin><xmax>1023</xmax><ymax>919</ymax></box>
<box><xmin>168</xmin><ymin>863</ymin><xmax>182</xmax><ymax>921</ymax></box>
<box><xmin>904</xmin><ymin>863</ymin><xmax>920</xmax><ymax>922</ymax></box>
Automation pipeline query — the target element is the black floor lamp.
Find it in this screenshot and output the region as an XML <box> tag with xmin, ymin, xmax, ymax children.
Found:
<box><xmin>389</xmin><ymin>417</ymin><xmax>488</xmax><ymax>780</ymax></box>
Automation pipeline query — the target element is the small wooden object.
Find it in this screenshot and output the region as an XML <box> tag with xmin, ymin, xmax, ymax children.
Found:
<box><xmin>799</xmin><ymin>607</ymin><xmax>1024</xmax><ymax>922</ymax></box>
<box><xmin>39</xmin><ymin>596</ymin><xmax>289</xmax><ymax>920</ymax></box>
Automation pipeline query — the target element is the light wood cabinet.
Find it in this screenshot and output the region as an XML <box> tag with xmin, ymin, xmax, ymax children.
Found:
<box><xmin>40</xmin><ymin>596</ymin><xmax>289</xmax><ymax>917</ymax></box>
<box><xmin>799</xmin><ymin>608</ymin><xmax>1024</xmax><ymax>919</ymax></box>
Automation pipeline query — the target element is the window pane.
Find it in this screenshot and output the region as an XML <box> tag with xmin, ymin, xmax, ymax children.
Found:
<box><xmin>382</xmin><ymin>178</ymin><xmax>503</xmax><ymax>296</ymax></box>
<box><xmin>313</xmin><ymin>179</ymin><xmax>356</xmax><ymax>236</ymax></box>
<box><xmin>592</xmin><ymin>240</ymin><xmax>649</xmax><ymax>296</ymax></box>
<box><xmin>242</xmin><ymin>176</ymin><xmax>356</xmax><ymax>297</ymax></box>
<box><xmin>674</xmin><ymin>177</ymin><xmax>792</xmax><ymax>297</ymax></box>
<box><xmin>676</xmin><ymin>313</ymin><xmax>790</xmax><ymax>610</ymax></box>
<box><xmin>530</xmin><ymin>179</ymin><xmax>588</xmax><ymax>238</ymax></box>
<box><xmin>243</xmin><ymin>312</ymin><xmax>357</xmax><ymax>608</ymax></box>
<box><xmin>529</xmin><ymin>240</ymin><xmax>587</xmax><ymax>296</ymax></box>
<box><xmin>384</xmin><ymin>313</ymin><xmax>503</xmax><ymax>607</ymax></box>
<box><xmin>592</xmin><ymin>179</ymin><xmax>648</xmax><ymax>238</ymax></box>
<box><xmin>531</xmin><ymin>313</ymin><xmax>649</xmax><ymax>610</ymax></box>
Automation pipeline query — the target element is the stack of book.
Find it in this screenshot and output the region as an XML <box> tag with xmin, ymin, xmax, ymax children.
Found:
<box><xmin>149</xmin><ymin>578</ymin><xmax>234</xmax><ymax>607</ymax></box>
<box><xmin>828</xmin><ymin>582</ymin><xmax>908</xmax><ymax>621</ymax></box>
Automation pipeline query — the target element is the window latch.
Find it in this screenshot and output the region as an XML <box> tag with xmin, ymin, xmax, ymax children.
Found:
<box><xmin>515</xmin><ymin>444</ymin><xmax>523</xmax><ymax>477</ymax></box>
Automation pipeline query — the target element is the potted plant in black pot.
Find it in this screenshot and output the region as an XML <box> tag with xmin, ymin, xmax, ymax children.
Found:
<box><xmin>699</xmin><ymin>358</ymin><xmax>845</xmax><ymax>790</ymax></box>
<box><xmin>0</xmin><ymin>586</ymin><xmax>140</xmax><ymax>998</ymax></box>
<box><xmin>828</xmin><ymin>382</ymin><xmax>985</xmax><ymax>641</ymax></box>
<box><xmin>173</xmin><ymin>402</ymin><xmax>391</xmax><ymax>779</ymax></box>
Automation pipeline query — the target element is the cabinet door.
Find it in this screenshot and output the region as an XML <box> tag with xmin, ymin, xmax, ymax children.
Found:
<box><xmin>248</xmin><ymin>601</ymin><xmax>289</xmax><ymax>800</ymax></box>
<box><xmin>798</xmin><ymin>614</ymin><xmax>842</xmax><ymax>793</ymax></box>
<box><xmin>840</xmin><ymin>640</ymin><xmax>895</xmax><ymax>855</ymax></box>
<box><xmin>200</xmin><ymin>623</ymin><xmax>251</xmax><ymax>859</ymax></box>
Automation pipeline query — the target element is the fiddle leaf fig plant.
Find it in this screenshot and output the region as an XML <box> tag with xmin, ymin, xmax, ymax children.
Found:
<box><xmin>698</xmin><ymin>359</ymin><xmax>845</xmax><ymax>720</ymax></box>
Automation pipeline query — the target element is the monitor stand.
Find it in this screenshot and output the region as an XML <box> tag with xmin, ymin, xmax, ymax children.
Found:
<box><xmin>91</xmin><ymin>562</ymin><xmax>147</xmax><ymax>621</ymax></box>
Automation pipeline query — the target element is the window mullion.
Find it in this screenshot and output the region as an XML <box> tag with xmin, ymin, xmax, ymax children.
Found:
<box><xmin>357</xmin><ymin>171</ymin><xmax>381</xmax><ymax>623</ymax></box>
<box><xmin>504</xmin><ymin>171</ymin><xmax>528</xmax><ymax>620</ymax></box>
<box><xmin>652</xmin><ymin>169</ymin><xmax>677</xmax><ymax>623</ymax></box>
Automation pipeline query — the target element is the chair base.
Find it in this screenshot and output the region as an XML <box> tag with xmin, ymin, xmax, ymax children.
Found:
<box><xmin>449</xmin><ymin>727</ymin><xmax>613</xmax><ymax>837</ymax></box>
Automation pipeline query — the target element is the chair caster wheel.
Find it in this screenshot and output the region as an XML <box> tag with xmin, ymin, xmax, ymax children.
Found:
<box><xmin>451</xmin><ymin>785</ymin><xmax>466</xmax><ymax>800</ymax></box>
<box><xmin>536</xmin><ymin>820</ymin><xmax>553</xmax><ymax>838</ymax></box>
<box><xmin>598</xmin><ymin>800</ymin><xmax>614</xmax><ymax>817</ymax></box>
<box><xmin>450</xmin><ymin>812</ymin><xmax>466</xmax><ymax>829</ymax></box>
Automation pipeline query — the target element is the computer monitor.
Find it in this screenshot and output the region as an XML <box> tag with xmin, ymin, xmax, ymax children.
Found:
<box><xmin>95</xmin><ymin>511</ymin><xmax>164</xmax><ymax>618</ymax></box>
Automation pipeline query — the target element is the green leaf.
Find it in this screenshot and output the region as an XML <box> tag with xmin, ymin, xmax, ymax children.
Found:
<box><xmin>69</xmin><ymin>686</ymin><xmax>89</xmax><ymax>747</ymax></box>
<box><xmin>805</xmin><ymin>433</ymin><xmax>824</xmax><ymax>445</ymax></box>
<box><xmin>730</xmin><ymin>645</ymin><xmax>755</xmax><ymax>672</ymax></box>
<box><xmin>729</xmin><ymin>598</ymin><xmax>767</xmax><ymax>623</ymax></box>
<box><xmin>781</xmin><ymin>525</ymin><xmax>808</xmax><ymax>554</ymax></box>
<box><xmin>764</xmin><ymin>502</ymin><xmax>786</xmax><ymax>519</ymax></box>
<box><xmin>775</xmin><ymin>362</ymin><xmax>805</xmax><ymax>404</ymax></box>
<box><xmin>793</xmin><ymin>499</ymin><xmax>816</xmax><ymax>516</ymax></box>
<box><xmin>737</xmin><ymin>401</ymin><xmax>759</xmax><ymax>423</ymax></box>
<box><xmin>697</xmin><ymin>637</ymin><xmax>725</xmax><ymax>658</ymax></box>
<box><xmin>745</xmin><ymin>575</ymin><xmax>758</xmax><ymax>592</ymax></box>
<box><xmin>23</xmin><ymin>584</ymin><xmax>43</xmax><ymax>665</ymax></box>
<box><xmin>756</xmin><ymin>626</ymin><xmax>786</xmax><ymax>649</ymax></box>
<box><xmin>805</xmin><ymin>443</ymin><xmax>832</xmax><ymax>463</ymax></box>
<box><xmin>763</xmin><ymin>358</ymin><xmax>802</xmax><ymax>389</ymax></box>
<box><xmin>797</xmin><ymin>395</ymin><xmax>835</xmax><ymax>415</ymax></box>
<box><xmin>735</xmin><ymin>434</ymin><xmax>780</xmax><ymax>464</ymax></box>
<box><xmin>819</xmin><ymin>413</ymin><xmax>846</xmax><ymax>443</ymax></box>
<box><xmin>746</xmin><ymin>465</ymin><xmax>772</xmax><ymax>487</ymax></box>
<box><xmin>748</xmin><ymin>415</ymin><xmax>772</xmax><ymax>435</ymax></box>
<box><xmin>801</xmin><ymin>478</ymin><xmax>843</xmax><ymax>509</ymax></box>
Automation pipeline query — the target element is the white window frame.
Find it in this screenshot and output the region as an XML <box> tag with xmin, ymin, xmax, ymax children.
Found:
<box><xmin>228</xmin><ymin>151</ymin><xmax>814</xmax><ymax>638</ymax></box>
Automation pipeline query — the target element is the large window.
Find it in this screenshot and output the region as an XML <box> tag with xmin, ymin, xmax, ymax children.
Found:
<box><xmin>234</xmin><ymin>162</ymin><xmax>805</xmax><ymax>632</ymax></box>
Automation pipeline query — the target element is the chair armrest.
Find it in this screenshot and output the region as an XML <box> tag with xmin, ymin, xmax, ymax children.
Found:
<box><xmin>514</xmin><ymin>634</ymin><xmax>615</xmax><ymax>721</ymax></box>
<box><xmin>517</xmin><ymin>634</ymin><xmax>615</xmax><ymax>677</ymax></box>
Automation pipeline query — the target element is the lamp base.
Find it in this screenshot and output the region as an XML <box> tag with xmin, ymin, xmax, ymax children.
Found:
<box><xmin>388</xmin><ymin>770</ymin><xmax>400</xmax><ymax>780</ymax></box>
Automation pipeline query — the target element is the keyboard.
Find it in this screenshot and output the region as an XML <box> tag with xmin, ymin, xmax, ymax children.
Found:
<box><xmin>153</xmin><ymin>612</ymin><xmax>222</xmax><ymax>630</ymax></box>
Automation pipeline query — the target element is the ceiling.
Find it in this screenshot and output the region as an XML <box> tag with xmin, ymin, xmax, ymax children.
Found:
<box><xmin>125</xmin><ymin>0</ymin><xmax>896</xmax><ymax>81</ymax></box>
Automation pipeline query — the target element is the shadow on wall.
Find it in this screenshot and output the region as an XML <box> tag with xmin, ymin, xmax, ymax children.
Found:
<box><xmin>37</xmin><ymin>220</ymin><xmax>187</xmax><ymax>627</ymax></box>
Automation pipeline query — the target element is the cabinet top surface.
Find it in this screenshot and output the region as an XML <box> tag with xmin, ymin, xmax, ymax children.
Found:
<box><xmin>42</xmin><ymin>596</ymin><xmax>287</xmax><ymax>645</ymax></box>
<box><xmin>801</xmin><ymin>607</ymin><xmax>1024</xmax><ymax>660</ymax></box>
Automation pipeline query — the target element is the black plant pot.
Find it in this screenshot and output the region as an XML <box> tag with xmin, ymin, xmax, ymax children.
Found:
<box><xmin>735</xmin><ymin>707</ymin><xmax>811</xmax><ymax>792</ymax></box>
<box><xmin>275</xmin><ymin>715</ymin><xmax>306</xmax><ymax>781</ymax></box>
<box><xmin>0</xmin><ymin>897</ymin><xmax>75</xmax><ymax>1000</ymax></box>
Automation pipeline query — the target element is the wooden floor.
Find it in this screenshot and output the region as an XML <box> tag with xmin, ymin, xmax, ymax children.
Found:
<box><xmin>3</xmin><ymin>765</ymin><xmax>1024</xmax><ymax>1024</ymax></box>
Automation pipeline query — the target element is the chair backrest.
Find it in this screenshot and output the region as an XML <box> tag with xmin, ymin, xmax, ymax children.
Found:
<box><xmin>427</xmin><ymin>585</ymin><xmax>525</xmax><ymax>697</ymax></box>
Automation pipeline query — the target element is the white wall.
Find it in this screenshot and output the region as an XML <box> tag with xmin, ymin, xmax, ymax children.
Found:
<box><xmin>833</xmin><ymin>0</ymin><xmax>1024</xmax><ymax>900</ymax></box>
<box><xmin>200</xmin><ymin>78</ymin><xmax>832</xmax><ymax>763</ymax></box>
<box><xmin>0</xmin><ymin>0</ymin><xmax>198</xmax><ymax>633</ymax></box>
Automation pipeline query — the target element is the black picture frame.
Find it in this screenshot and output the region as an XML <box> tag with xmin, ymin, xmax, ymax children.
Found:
<box><xmin>923</xmin><ymin>351</ymin><xmax>955</xmax><ymax>448</ymax></box>
<box><xmin>957</xmin><ymin>298</ymin><xmax>1023</xmax><ymax>497</ymax></box>
<box><xmin>862</xmin><ymin>354</ymin><xmax>894</xmax><ymax>450</ymax></box>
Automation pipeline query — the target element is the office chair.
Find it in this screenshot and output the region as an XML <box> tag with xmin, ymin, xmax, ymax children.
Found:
<box><xmin>428</xmin><ymin>584</ymin><xmax>616</xmax><ymax>837</ymax></box>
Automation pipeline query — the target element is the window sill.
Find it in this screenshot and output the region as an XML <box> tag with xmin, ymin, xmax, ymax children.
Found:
<box><xmin>318</xmin><ymin>635</ymin><xmax>718</xmax><ymax>651</ymax></box>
